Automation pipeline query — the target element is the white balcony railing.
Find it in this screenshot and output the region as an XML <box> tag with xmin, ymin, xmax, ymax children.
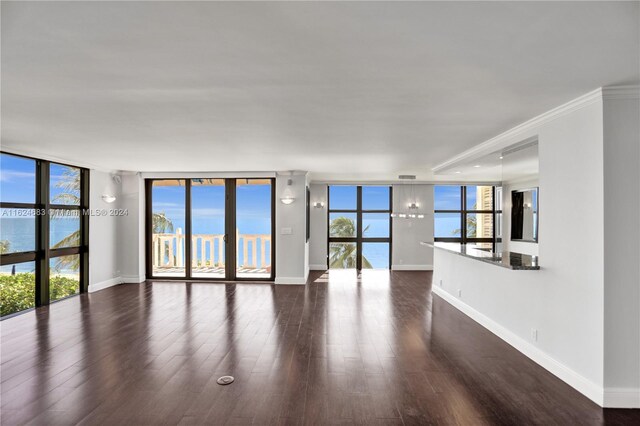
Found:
<box><xmin>152</xmin><ymin>229</ymin><xmax>271</xmax><ymax>271</ymax></box>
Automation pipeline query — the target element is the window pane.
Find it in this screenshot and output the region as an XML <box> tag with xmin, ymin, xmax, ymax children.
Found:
<box><xmin>50</xmin><ymin>164</ymin><xmax>80</xmax><ymax>205</ymax></box>
<box><xmin>329</xmin><ymin>186</ymin><xmax>357</xmax><ymax>210</ymax></box>
<box><xmin>434</xmin><ymin>186</ymin><xmax>461</xmax><ymax>210</ymax></box>
<box><xmin>362</xmin><ymin>186</ymin><xmax>390</xmax><ymax>210</ymax></box>
<box><xmin>362</xmin><ymin>243</ymin><xmax>389</xmax><ymax>269</ymax></box>
<box><xmin>0</xmin><ymin>153</ymin><xmax>36</xmax><ymax>203</ymax></box>
<box><xmin>50</xmin><ymin>209</ymin><xmax>80</xmax><ymax>248</ymax></box>
<box><xmin>191</xmin><ymin>179</ymin><xmax>226</xmax><ymax>279</ymax></box>
<box><xmin>0</xmin><ymin>261</ymin><xmax>36</xmax><ymax>316</ymax></box>
<box><xmin>236</xmin><ymin>179</ymin><xmax>272</xmax><ymax>279</ymax></box>
<box><xmin>362</xmin><ymin>213</ymin><xmax>389</xmax><ymax>238</ymax></box>
<box><xmin>49</xmin><ymin>255</ymin><xmax>80</xmax><ymax>302</ymax></box>
<box><xmin>466</xmin><ymin>213</ymin><xmax>494</xmax><ymax>239</ymax></box>
<box><xmin>434</xmin><ymin>213</ymin><xmax>461</xmax><ymax>238</ymax></box>
<box><xmin>329</xmin><ymin>213</ymin><xmax>357</xmax><ymax>237</ymax></box>
<box><xmin>1</xmin><ymin>208</ymin><xmax>36</xmax><ymax>253</ymax></box>
<box><xmin>329</xmin><ymin>243</ymin><xmax>357</xmax><ymax>269</ymax></box>
<box><xmin>151</xmin><ymin>180</ymin><xmax>186</xmax><ymax>277</ymax></box>
<box><xmin>466</xmin><ymin>186</ymin><xmax>493</xmax><ymax>211</ymax></box>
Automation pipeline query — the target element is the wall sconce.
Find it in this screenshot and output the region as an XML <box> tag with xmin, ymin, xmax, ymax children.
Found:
<box><xmin>102</xmin><ymin>194</ymin><xmax>116</xmax><ymax>203</ymax></box>
<box><xmin>280</xmin><ymin>178</ymin><xmax>296</xmax><ymax>204</ymax></box>
<box><xmin>313</xmin><ymin>201</ymin><xmax>325</xmax><ymax>208</ymax></box>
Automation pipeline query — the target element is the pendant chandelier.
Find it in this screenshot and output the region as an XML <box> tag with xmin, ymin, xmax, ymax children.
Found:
<box><xmin>390</xmin><ymin>180</ymin><xmax>426</xmax><ymax>219</ymax></box>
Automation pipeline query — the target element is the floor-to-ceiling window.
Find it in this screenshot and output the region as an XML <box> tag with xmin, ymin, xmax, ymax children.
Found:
<box><xmin>146</xmin><ymin>178</ymin><xmax>274</xmax><ymax>281</ymax></box>
<box><xmin>434</xmin><ymin>185</ymin><xmax>498</xmax><ymax>248</ymax></box>
<box><xmin>0</xmin><ymin>152</ymin><xmax>89</xmax><ymax>317</ymax></box>
<box><xmin>328</xmin><ymin>185</ymin><xmax>392</xmax><ymax>270</ymax></box>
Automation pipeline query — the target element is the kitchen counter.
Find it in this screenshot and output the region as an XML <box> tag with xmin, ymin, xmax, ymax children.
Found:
<box><xmin>420</xmin><ymin>242</ymin><xmax>540</xmax><ymax>270</ymax></box>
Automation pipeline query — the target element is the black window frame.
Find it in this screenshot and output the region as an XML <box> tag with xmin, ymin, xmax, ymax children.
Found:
<box><xmin>434</xmin><ymin>185</ymin><xmax>499</xmax><ymax>248</ymax></box>
<box><xmin>145</xmin><ymin>177</ymin><xmax>276</xmax><ymax>282</ymax></box>
<box><xmin>0</xmin><ymin>151</ymin><xmax>89</xmax><ymax>318</ymax></box>
<box><xmin>327</xmin><ymin>185</ymin><xmax>393</xmax><ymax>271</ymax></box>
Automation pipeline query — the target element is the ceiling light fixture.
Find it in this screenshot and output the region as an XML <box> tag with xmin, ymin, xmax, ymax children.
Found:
<box><xmin>473</xmin><ymin>165</ymin><xmax>481</xmax><ymax>168</ymax></box>
<box><xmin>390</xmin><ymin>181</ymin><xmax>428</xmax><ymax>220</ymax></box>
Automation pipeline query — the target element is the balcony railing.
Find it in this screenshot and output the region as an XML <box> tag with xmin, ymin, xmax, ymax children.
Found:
<box><xmin>152</xmin><ymin>229</ymin><xmax>271</xmax><ymax>271</ymax></box>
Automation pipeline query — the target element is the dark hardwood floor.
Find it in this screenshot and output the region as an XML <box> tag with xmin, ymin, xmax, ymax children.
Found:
<box><xmin>1</xmin><ymin>270</ymin><xmax>639</xmax><ymax>425</ymax></box>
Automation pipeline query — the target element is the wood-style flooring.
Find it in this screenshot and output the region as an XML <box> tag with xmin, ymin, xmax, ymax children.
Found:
<box><xmin>1</xmin><ymin>270</ymin><xmax>639</xmax><ymax>425</ymax></box>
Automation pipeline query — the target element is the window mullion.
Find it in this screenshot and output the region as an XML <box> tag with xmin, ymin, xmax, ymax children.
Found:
<box><xmin>36</xmin><ymin>161</ymin><xmax>50</xmax><ymax>306</ymax></box>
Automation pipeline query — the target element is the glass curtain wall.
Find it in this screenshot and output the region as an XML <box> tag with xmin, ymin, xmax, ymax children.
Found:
<box><xmin>0</xmin><ymin>152</ymin><xmax>89</xmax><ymax>317</ymax></box>
<box><xmin>328</xmin><ymin>185</ymin><xmax>392</xmax><ymax>270</ymax></box>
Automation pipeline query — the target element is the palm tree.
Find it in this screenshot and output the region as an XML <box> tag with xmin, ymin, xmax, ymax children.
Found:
<box><xmin>152</xmin><ymin>212</ymin><xmax>174</xmax><ymax>233</ymax></box>
<box><xmin>0</xmin><ymin>240</ymin><xmax>10</xmax><ymax>254</ymax></box>
<box><xmin>329</xmin><ymin>217</ymin><xmax>373</xmax><ymax>269</ymax></box>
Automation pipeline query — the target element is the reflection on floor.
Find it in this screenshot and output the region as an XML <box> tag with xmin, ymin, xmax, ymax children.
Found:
<box><xmin>1</xmin><ymin>271</ymin><xmax>638</xmax><ymax>424</ymax></box>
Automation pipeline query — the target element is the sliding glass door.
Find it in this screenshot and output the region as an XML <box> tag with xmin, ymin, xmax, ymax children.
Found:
<box><xmin>146</xmin><ymin>178</ymin><xmax>274</xmax><ymax>281</ymax></box>
<box><xmin>192</xmin><ymin>179</ymin><xmax>226</xmax><ymax>278</ymax></box>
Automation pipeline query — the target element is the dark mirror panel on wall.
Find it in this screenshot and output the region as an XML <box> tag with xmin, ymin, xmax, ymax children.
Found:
<box><xmin>511</xmin><ymin>188</ymin><xmax>538</xmax><ymax>243</ymax></box>
<box><xmin>306</xmin><ymin>186</ymin><xmax>310</xmax><ymax>242</ymax></box>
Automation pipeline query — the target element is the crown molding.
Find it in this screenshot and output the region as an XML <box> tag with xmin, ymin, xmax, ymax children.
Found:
<box><xmin>432</xmin><ymin>88</ymin><xmax>604</xmax><ymax>173</ymax></box>
<box><xmin>602</xmin><ymin>85</ymin><xmax>640</xmax><ymax>100</ymax></box>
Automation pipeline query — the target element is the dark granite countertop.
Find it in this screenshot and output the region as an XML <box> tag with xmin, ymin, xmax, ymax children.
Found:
<box><xmin>420</xmin><ymin>242</ymin><xmax>540</xmax><ymax>270</ymax></box>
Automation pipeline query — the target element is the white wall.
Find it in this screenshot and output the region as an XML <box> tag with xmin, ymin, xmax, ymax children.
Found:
<box><xmin>391</xmin><ymin>184</ymin><xmax>434</xmax><ymax>270</ymax></box>
<box><xmin>88</xmin><ymin>170</ymin><xmax>122</xmax><ymax>292</ymax></box>
<box><xmin>602</xmin><ymin>92</ymin><xmax>640</xmax><ymax>406</ymax></box>
<box><xmin>433</xmin><ymin>92</ymin><xmax>607</xmax><ymax>404</ymax></box>
<box><xmin>118</xmin><ymin>173</ymin><xmax>146</xmax><ymax>283</ymax></box>
<box><xmin>309</xmin><ymin>184</ymin><xmax>328</xmax><ymax>269</ymax></box>
<box><xmin>274</xmin><ymin>172</ymin><xmax>309</xmax><ymax>284</ymax></box>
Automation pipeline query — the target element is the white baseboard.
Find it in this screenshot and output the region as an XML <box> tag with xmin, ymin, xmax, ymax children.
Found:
<box><xmin>121</xmin><ymin>274</ymin><xmax>145</xmax><ymax>283</ymax></box>
<box><xmin>310</xmin><ymin>264</ymin><xmax>328</xmax><ymax>271</ymax></box>
<box><xmin>431</xmin><ymin>285</ymin><xmax>604</xmax><ymax>406</ymax></box>
<box><xmin>275</xmin><ymin>277</ymin><xmax>307</xmax><ymax>285</ymax></box>
<box><xmin>89</xmin><ymin>277</ymin><xmax>122</xmax><ymax>293</ymax></box>
<box><xmin>603</xmin><ymin>388</ymin><xmax>640</xmax><ymax>408</ymax></box>
<box><xmin>391</xmin><ymin>264</ymin><xmax>433</xmax><ymax>271</ymax></box>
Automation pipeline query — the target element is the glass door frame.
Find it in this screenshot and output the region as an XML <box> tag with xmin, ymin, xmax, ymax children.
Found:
<box><xmin>145</xmin><ymin>177</ymin><xmax>275</xmax><ymax>281</ymax></box>
<box><xmin>327</xmin><ymin>185</ymin><xmax>393</xmax><ymax>271</ymax></box>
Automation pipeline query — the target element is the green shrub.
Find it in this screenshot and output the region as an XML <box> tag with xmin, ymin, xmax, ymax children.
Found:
<box><xmin>0</xmin><ymin>273</ymin><xmax>79</xmax><ymax>317</ymax></box>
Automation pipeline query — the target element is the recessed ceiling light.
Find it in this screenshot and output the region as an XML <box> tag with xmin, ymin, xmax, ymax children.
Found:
<box><xmin>473</xmin><ymin>165</ymin><xmax>481</xmax><ymax>168</ymax></box>
<box><xmin>455</xmin><ymin>171</ymin><xmax>461</xmax><ymax>174</ymax></box>
<box><xmin>499</xmin><ymin>156</ymin><xmax>504</xmax><ymax>159</ymax></box>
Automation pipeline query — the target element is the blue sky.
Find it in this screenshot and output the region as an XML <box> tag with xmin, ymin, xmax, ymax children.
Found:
<box><xmin>1</xmin><ymin>153</ymin><xmax>80</xmax><ymax>205</ymax></box>
<box><xmin>1</xmin><ymin>154</ymin><xmax>36</xmax><ymax>203</ymax></box>
<box><xmin>152</xmin><ymin>180</ymin><xmax>272</xmax><ymax>235</ymax></box>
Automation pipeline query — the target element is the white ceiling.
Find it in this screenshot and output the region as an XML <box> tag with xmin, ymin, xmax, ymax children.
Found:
<box><xmin>1</xmin><ymin>1</ymin><xmax>638</xmax><ymax>180</ymax></box>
